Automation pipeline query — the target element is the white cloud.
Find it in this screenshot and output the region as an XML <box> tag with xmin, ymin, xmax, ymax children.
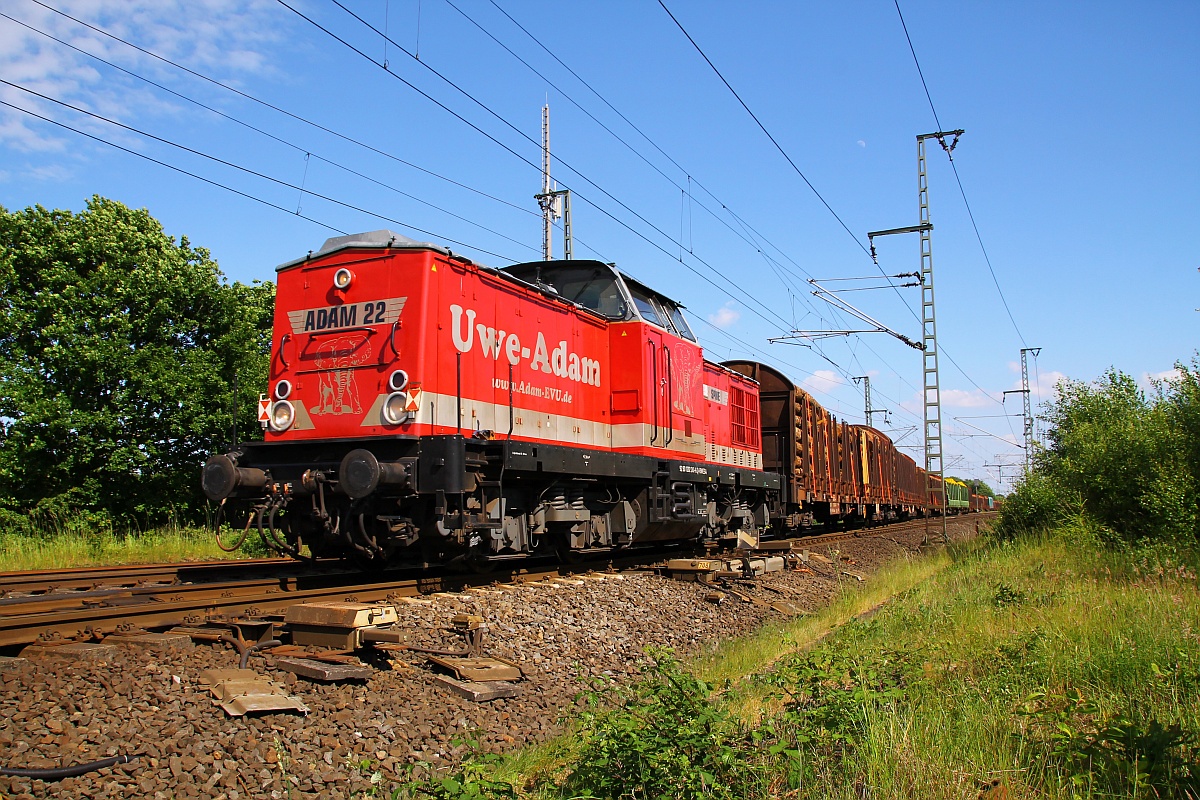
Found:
<box><xmin>800</xmin><ymin>369</ymin><xmax>843</xmax><ymax>395</ymax></box>
<box><xmin>940</xmin><ymin>388</ymin><xmax>993</xmax><ymax>409</ymax></box>
<box><xmin>0</xmin><ymin>0</ymin><xmax>285</xmax><ymax>150</ymax></box>
<box><xmin>25</xmin><ymin>163</ymin><xmax>73</xmax><ymax>182</ymax></box>
<box><xmin>1142</xmin><ymin>368</ymin><xmax>1182</xmax><ymax>390</ymax></box>
<box><xmin>1034</xmin><ymin>370</ymin><xmax>1068</xmax><ymax>395</ymax></box>
<box><xmin>708</xmin><ymin>301</ymin><xmax>740</xmax><ymax>328</ymax></box>
<box><xmin>897</xmin><ymin>391</ymin><xmax>922</xmax><ymax>417</ymax></box>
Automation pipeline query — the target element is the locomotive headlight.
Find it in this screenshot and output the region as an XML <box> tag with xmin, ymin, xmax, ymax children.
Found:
<box><xmin>269</xmin><ymin>399</ymin><xmax>295</xmax><ymax>432</ymax></box>
<box><xmin>388</xmin><ymin>369</ymin><xmax>409</xmax><ymax>392</ymax></box>
<box><xmin>382</xmin><ymin>391</ymin><xmax>410</xmax><ymax>425</ymax></box>
<box><xmin>273</xmin><ymin>379</ymin><xmax>292</xmax><ymax>400</ymax></box>
<box><xmin>333</xmin><ymin>268</ymin><xmax>353</xmax><ymax>290</ymax></box>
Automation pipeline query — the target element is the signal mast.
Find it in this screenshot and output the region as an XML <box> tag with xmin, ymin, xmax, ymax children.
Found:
<box><xmin>534</xmin><ymin>105</ymin><xmax>572</xmax><ymax>261</ymax></box>
<box><xmin>867</xmin><ymin>129</ymin><xmax>963</xmax><ymax>546</ymax></box>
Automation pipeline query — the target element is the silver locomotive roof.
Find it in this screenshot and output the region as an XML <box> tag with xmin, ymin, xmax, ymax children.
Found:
<box><xmin>276</xmin><ymin>229</ymin><xmax>454</xmax><ymax>271</ymax></box>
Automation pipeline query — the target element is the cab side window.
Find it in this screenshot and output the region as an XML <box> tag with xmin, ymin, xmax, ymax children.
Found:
<box><xmin>665</xmin><ymin>303</ymin><xmax>697</xmax><ymax>341</ymax></box>
<box><xmin>628</xmin><ymin>285</ymin><xmax>666</xmax><ymax>327</ymax></box>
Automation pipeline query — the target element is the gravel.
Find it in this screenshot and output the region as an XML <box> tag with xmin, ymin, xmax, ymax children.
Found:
<box><xmin>0</xmin><ymin>518</ymin><xmax>980</xmax><ymax>798</ymax></box>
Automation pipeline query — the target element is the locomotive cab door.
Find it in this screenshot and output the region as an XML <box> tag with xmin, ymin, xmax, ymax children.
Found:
<box><xmin>612</xmin><ymin>279</ymin><xmax>704</xmax><ymax>458</ymax></box>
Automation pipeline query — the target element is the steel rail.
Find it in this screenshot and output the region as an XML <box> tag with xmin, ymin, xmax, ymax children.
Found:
<box><xmin>0</xmin><ymin>513</ymin><xmax>993</xmax><ymax>650</ymax></box>
<box><xmin>0</xmin><ymin>558</ymin><xmax>297</xmax><ymax>594</ymax></box>
<box><xmin>0</xmin><ymin>563</ymin><xmax>569</xmax><ymax>650</ymax></box>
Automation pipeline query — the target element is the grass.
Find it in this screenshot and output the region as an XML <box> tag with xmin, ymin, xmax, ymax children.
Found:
<box><xmin>831</xmin><ymin>534</ymin><xmax>1200</xmax><ymax>798</ymax></box>
<box><xmin>0</xmin><ymin>522</ymin><xmax>265</xmax><ymax>570</ymax></box>
<box><xmin>693</xmin><ymin>546</ymin><xmax>951</xmax><ymax>691</ymax></box>
<box><xmin>484</xmin><ymin>545</ymin><xmax>958</xmax><ymax>790</ymax></box>
<box><xmin>773</xmin><ymin>534</ymin><xmax>1200</xmax><ymax>798</ymax></box>
<box><xmin>400</xmin><ymin>531</ymin><xmax>1200</xmax><ymax>799</ymax></box>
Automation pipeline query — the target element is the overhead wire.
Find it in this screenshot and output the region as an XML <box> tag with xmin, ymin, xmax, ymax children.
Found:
<box><xmin>694</xmin><ymin>317</ymin><xmax>862</xmax><ymax>419</ymax></box>
<box><xmin>0</xmin><ymin>99</ymin><xmax>347</xmax><ymax>236</ymax></box>
<box><xmin>0</xmin><ymin>80</ymin><xmax>521</xmax><ymax>262</ymax></box>
<box><xmin>460</xmin><ymin>0</ymin><xmax>928</xmax><ymax>416</ymax></box>
<box><xmin>0</xmin><ymin>9</ymin><xmax>539</xmax><ymax>256</ymax></box>
<box><xmin>651</xmin><ymin>0</ymin><xmax>940</xmax><ymax>419</ymax></box>
<box><xmin>444</xmin><ymin>0</ymin><xmax>839</xmax><ymax>327</ymax></box>
<box><xmin>22</xmin><ymin>0</ymin><xmax>539</xmax><ymax>220</ymax></box>
<box><xmin>484</xmin><ymin>0</ymin><xmax>828</xmax><ymax>298</ymax></box>
<box><xmin>893</xmin><ymin>0</ymin><xmax>1027</xmax><ymax>346</ymax></box>
<box><xmin>441</xmin><ymin>0</ymin><xmax>686</xmax><ymax>200</ymax></box>
<box><xmin>655</xmin><ymin>0</ymin><xmax>873</xmax><ymax>261</ymax></box>
<box><xmin>718</xmin><ymin>223</ymin><xmax>926</xmax><ymax>426</ymax></box>
<box><xmin>656</xmin><ymin>0</ymin><xmax>1016</xmax><ymax>439</ymax></box>
<box><xmin>281</xmin><ymin>0</ymin><xmax>812</xmax><ymax>341</ymax></box>
<box><xmin>486</xmin><ymin>0</ymin><xmax>873</xmax><ymax>300</ymax></box>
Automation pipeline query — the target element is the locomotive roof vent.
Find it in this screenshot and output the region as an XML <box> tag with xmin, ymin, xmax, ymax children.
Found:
<box><xmin>277</xmin><ymin>229</ymin><xmax>454</xmax><ymax>271</ymax></box>
<box><xmin>316</xmin><ymin>229</ymin><xmax>441</xmax><ymax>255</ymax></box>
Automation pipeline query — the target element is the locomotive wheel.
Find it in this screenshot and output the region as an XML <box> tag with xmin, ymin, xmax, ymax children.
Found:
<box><xmin>462</xmin><ymin>550</ymin><xmax>498</xmax><ymax>575</ymax></box>
<box><xmin>553</xmin><ymin>533</ymin><xmax>585</xmax><ymax>564</ymax></box>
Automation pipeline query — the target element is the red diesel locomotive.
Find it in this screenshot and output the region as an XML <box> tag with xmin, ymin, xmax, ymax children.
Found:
<box><xmin>202</xmin><ymin>231</ymin><xmax>779</xmax><ymax>565</ymax></box>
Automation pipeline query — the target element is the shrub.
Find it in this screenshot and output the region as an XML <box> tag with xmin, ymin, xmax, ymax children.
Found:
<box><xmin>998</xmin><ymin>358</ymin><xmax>1200</xmax><ymax>547</ymax></box>
<box><xmin>994</xmin><ymin>470</ymin><xmax>1071</xmax><ymax>538</ymax></box>
<box><xmin>765</xmin><ymin>637</ymin><xmax>912</xmax><ymax>751</ymax></box>
<box><xmin>565</xmin><ymin>649</ymin><xmax>769</xmax><ymax>800</ymax></box>
<box><xmin>1019</xmin><ymin>689</ymin><xmax>1200</xmax><ymax>798</ymax></box>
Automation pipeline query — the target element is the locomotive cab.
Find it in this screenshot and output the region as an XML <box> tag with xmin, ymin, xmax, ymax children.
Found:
<box><xmin>502</xmin><ymin>260</ymin><xmax>631</xmax><ymax>321</ymax></box>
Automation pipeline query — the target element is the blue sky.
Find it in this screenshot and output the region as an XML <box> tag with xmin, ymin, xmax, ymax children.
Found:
<box><xmin>1</xmin><ymin>0</ymin><xmax>1196</xmax><ymax>491</ymax></box>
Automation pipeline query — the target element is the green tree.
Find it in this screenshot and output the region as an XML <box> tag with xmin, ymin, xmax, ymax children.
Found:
<box><xmin>0</xmin><ymin>196</ymin><xmax>274</xmax><ymax>527</ymax></box>
<box><xmin>1153</xmin><ymin>357</ymin><xmax>1200</xmax><ymax>541</ymax></box>
<box><xmin>1041</xmin><ymin>371</ymin><xmax>1165</xmax><ymax>541</ymax></box>
<box><xmin>998</xmin><ymin>362</ymin><xmax>1199</xmax><ymax>544</ymax></box>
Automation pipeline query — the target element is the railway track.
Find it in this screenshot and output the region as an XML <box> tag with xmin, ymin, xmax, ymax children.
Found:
<box><xmin>0</xmin><ymin>560</ymin><xmax>557</xmax><ymax>652</ymax></box>
<box><xmin>0</xmin><ymin>514</ymin><xmax>992</xmax><ymax>652</ymax></box>
<box><xmin>0</xmin><ymin>557</ymin><xmax>296</xmax><ymax>594</ymax></box>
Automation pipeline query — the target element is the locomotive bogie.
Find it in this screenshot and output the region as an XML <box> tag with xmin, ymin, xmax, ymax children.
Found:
<box><xmin>211</xmin><ymin>432</ymin><xmax>776</xmax><ymax>563</ymax></box>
